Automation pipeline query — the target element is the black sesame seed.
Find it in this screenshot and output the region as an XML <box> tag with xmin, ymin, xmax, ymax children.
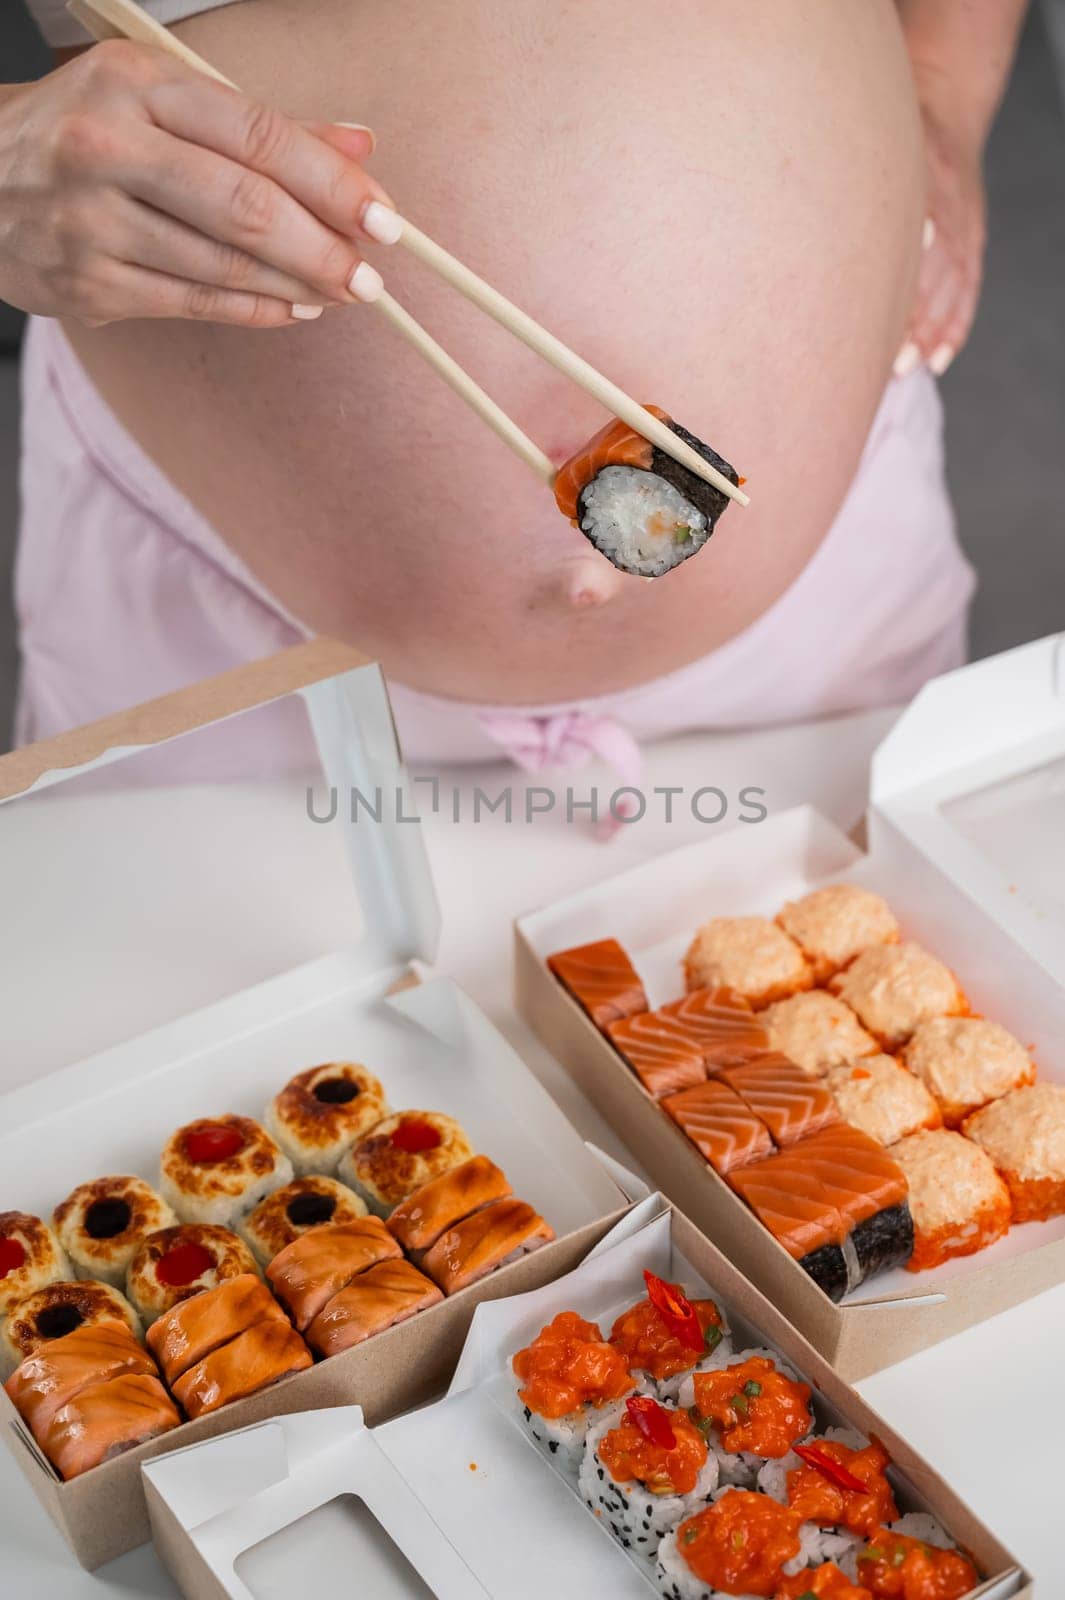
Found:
<box><xmin>548</xmin><ymin>1440</ymin><xmax>558</xmax><ymax>1453</ymax></box>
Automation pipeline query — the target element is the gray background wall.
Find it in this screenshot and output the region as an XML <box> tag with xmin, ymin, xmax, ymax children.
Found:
<box><xmin>0</xmin><ymin>5</ymin><xmax>1062</xmax><ymax>749</ymax></box>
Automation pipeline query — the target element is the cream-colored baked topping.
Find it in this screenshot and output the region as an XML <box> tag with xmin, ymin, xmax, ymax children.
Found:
<box><xmin>905</xmin><ymin>1017</ymin><xmax>1033</xmax><ymax>1110</ymax></box>
<box><xmin>891</xmin><ymin>1128</ymin><xmax>1005</xmax><ymax>1233</ymax></box>
<box><xmin>684</xmin><ymin>917</ymin><xmax>807</xmax><ymax>997</ymax></box>
<box><xmin>777</xmin><ymin>883</ymin><xmax>898</xmax><ymax>970</ymax></box>
<box><xmin>832</xmin><ymin>943</ymin><xmax>962</xmax><ymax>1043</ymax></box>
<box><xmin>827</xmin><ymin>1055</ymin><xmax>939</xmax><ymax>1146</ymax></box>
<box><xmin>964</xmin><ymin>1084</ymin><xmax>1065</xmax><ymax>1182</ymax></box>
<box><xmin>760</xmin><ymin>990</ymin><xmax>877</xmax><ymax>1077</ymax></box>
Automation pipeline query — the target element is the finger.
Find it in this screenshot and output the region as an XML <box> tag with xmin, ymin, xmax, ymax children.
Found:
<box><xmin>895</xmin><ymin>238</ymin><xmax>959</xmax><ymax>375</ymax></box>
<box><xmin>97</xmin><ymin>260</ymin><xmax>310</xmax><ymax>327</ymax></box>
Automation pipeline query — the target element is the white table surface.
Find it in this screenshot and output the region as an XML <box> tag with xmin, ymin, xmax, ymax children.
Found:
<box><xmin>1</xmin><ymin>707</ymin><xmax>1054</xmax><ymax>1595</ymax></box>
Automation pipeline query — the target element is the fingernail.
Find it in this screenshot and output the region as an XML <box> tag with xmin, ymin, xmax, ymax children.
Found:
<box><xmin>291</xmin><ymin>303</ymin><xmax>324</xmax><ymax>320</ymax></box>
<box><xmin>922</xmin><ymin>217</ymin><xmax>936</xmax><ymax>251</ymax></box>
<box><xmin>362</xmin><ymin>200</ymin><xmax>404</xmax><ymax>245</ymax></box>
<box><xmin>893</xmin><ymin>340</ymin><xmax>920</xmax><ymax>378</ymax></box>
<box><xmin>334</xmin><ymin>121</ymin><xmax>376</xmax><ymax>154</ymax></box>
<box><xmin>929</xmin><ymin>342</ymin><xmax>955</xmax><ymax>376</ymax></box>
<box><xmin>348</xmin><ymin>261</ymin><xmax>384</xmax><ymax>303</ymax></box>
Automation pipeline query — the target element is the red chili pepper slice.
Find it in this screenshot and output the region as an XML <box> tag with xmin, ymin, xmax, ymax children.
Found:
<box><xmin>793</xmin><ymin>1443</ymin><xmax>868</xmax><ymax>1493</ymax></box>
<box><xmin>643</xmin><ymin>1269</ymin><xmax>705</xmax><ymax>1352</ymax></box>
<box><xmin>626</xmin><ymin>1395</ymin><xmax>677</xmax><ymax>1450</ymax></box>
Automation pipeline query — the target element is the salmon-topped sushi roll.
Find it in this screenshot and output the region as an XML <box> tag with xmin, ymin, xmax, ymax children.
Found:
<box><xmin>609</xmin><ymin>1272</ymin><xmax>729</xmax><ymax>1401</ymax></box>
<box><xmin>172</xmin><ymin>1318</ymin><xmax>313</xmax><ymax>1419</ymax></box>
<box><xmin>6</xmin><ymin>1322</ymin><xmax>156</xmax><ymax>1440</ymax></box>
<box><xmin>963</xmin><ymin>1083</ymin><xmax>1065</xmax><ymax>1224</ymax></box>
<box><xmin>146</xmin><ymin>1274</ymin><xmax>288</xmax><ymax>1387</ymax></box>
<box><xmin>513</xmin><ymin>1310</ymin><xmax>635</xmax><ymax>1476</ymax></box>
<box><xmin>777</xmin><ymin>884</ymin><xmax>899</xmax><ymax>982</ymax></box>
<box><xmin>904</xmin><ymin>1016</ymin><xmax>1035</xmax><ymax>1127</ymax></box>
<box><xmin>553</xmin><ymin>407</ymin><xmax>740</xmax><ymax>579</ymax></box>
<box><xmin>386</xmin><ymin>1156</ymin><xmax>512</xmax><ymax>1254</ymax></box>
<box><xmin>0</xmin><ymin>1279</ymin><xmax>142</xmax><ymax>1381</ymax></box>
<box><xmin>36</xmin><ymin>1371</ymin><xmax>180</xmax><ymax>1480</ymax></box>
<box><xmin>266</xmin><ymin>1216</ymin><xmax>400</xmax><ymax>1330</ymax></box>
<box><xmin>337</xmin><ymin>1111</ymin><xmax>473</xmax><ymax>1216</ymax></box>
<box><xmin>721</xmin><ymin>1055</ymin><xmax>840</xmax><ymax>1148</ymax></box>
<box><xmin>264</xmin><ymin>1062</ymin><xmax>390</xmax><ymax>1176</ymax></box>
<box><xmin>606</xmin><ymin>1011</ymin><xmax>706</xmax><ymax>1099</ymax></box>
<box><xmin>827</xmin><ymin>1056</ymin><xmax>941</xmax><ymax>1147</ymax></box>
<box><xmin>890</xmin><ymin>1129</ymin><xmax>1010</xmax><ymax>1271</ymax></box>
<box><xmin>654</xmin><ymin>1489</ymin><xmax>804</xmax><ymax>1600</ymax></box>
<box><xmin>304</xmin><ymin>1259</ymin><xmax>443</xmax><ymax>1357</ymax></box>
<box><xmin>830</xmin><ymin>943</ymin><xmax>967</xmax><ymax>1051</ymax></box>
<box><xmin>683</xmin><ymin>918</ymin><xmax>812</xmax><ymax>1008</ymax></box>
<box><xmin>547</xmin><ymin>939</ymin><xmax>648</xmax><ymax>1030</ymax></box>
<box><xmin>759</xmin><ymin>991</ymin><xmax>877</xmax><ymax>1079</ymax></box>
<box><xmin>125</xmin><ymin>1224</ymin><xmax>259</xmax><ymax>1327</ymax></box>
<box><xmin>54</xmin><ymin>1176</ymin><xmax>176</xmax><ymax>1291</ymax></box>
<box><xmin>0</xmin><ymin>1213</ymin><xmax>70</xmax><ymax>1320</ymax></box>
<box><xmin>160</xmin><ymin>1115</ymin><xmax>294</xmax><ymax>1228</ymax></box>
<box><xmin>420</xmin><ymin>1199</ymin><xmax>554</xmax><ymax>1296</ymax></box>
<box><xmin>239</xmin><ymin>1176</ymin><xmax>368</xmax><ymax>1267</ymax></box>
<box><xmin>578</xmin><ymin>1397</ymin><xmax>720</xmax><ymax>1559</ymax></box>
<box><xmin>680</xmin><ymin>1353</ymin><xmax>812</xmax><ymax>1481</ymax></box>
<box><xmin>662</xmin><ymin>1080</ymin><xmax>774</xmax><ymax>1176</ymax></box>
<box><xmin>657</xmin><ymin>988</ymin><xmax>770</xmax><ymax>1071</ymax></box>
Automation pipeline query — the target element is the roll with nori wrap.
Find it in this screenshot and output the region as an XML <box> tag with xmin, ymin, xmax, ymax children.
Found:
<box><xmin>553</xmin><ymin>406</ymin><xmax>739</xmax><ymax>578</ymax></box>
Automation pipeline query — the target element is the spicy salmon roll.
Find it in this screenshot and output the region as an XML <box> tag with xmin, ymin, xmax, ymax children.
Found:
<box><xmin>609</xmin><ymin>1272</ymin><xmax>730</xmax><ymax>1402</ymax></box>
<box><xmin>683</xmin><ymin>918</ymin><xmax>812</xmax><ymax>1008</ymax></box>
<box><xmin>721</xmin><ymin>1055</ymin><xmax>841</xmax><ymax>1148</ymax></box>
<box><xmin>678</xmin><ymin>1351</ymin><xmax>812</xmax><ymax>1489</ymax></box>
<box><xmin>774</xmin><ymin>1563</ymin><xmax>872</xmax><ymax>1599</ymax></box>
<box><xmin>854</xmin><ymin>1524</ymin><xmax>979</xmax><ymax>1598</ymax></box>
<box><xmin>757</xmin><ymin>1426</ymin><xmax>897</xmax><ymax>1540</ymax></box>
<box><xmin>512</xmin><ymin>1310</ymin><xmax>636</xmax><ymax>1475</ymax></box>
<box><xmin>0</xmin><ymin>1212</ymin><xmax>71</xmax><ymax>1320</ymax></box>
<box><xmin>578</xmin><ymin>1396</ymin><xmax>720</xmax><ymax>1558</ymax></box>
<box><xmin>125</xmin><ymin>1223</ymin><xmax>259</xmax><ymax>1326</ymax></box>
<box><xmin>904</xmin><ymin>1016</ymin><xmax>1035</xmax><ymax>1127</ymax></box>
<box><xmin>759</xmin><ymin>992</ymin><xmax>878</xmax><ymax>1080</ymax></box>
<box><xmin>0</xmin><ymin>1279</ymin><xmax>142</xmax><ymax>1380</ymax></box>
<box><xmin>160</xmin><ymin>1115</ymin><xmax>294</xmax><ymax>1227</ymax></box>
<box><xmin>238</xmin><ymin>1176</ymin><xmax>368</xmax><ymax>1267</ymax></box>
<box><xmin>830</xmin><ymin>944</ymin><xmax>967</xmax><ymax>1052</ymax></box>
<box><xmin>963</xmin><ymin>1082</ymin><xmax>1065</xmax><ymax>1224</ymax></box>
<box><xmin>826</xmin><ymin>1057</ymin><xmax>941</xmax><ymax>1148</ymax></box>
<box><xmin>663</xmin><ymin>1079</ymin><xmax>774</xmax><ymax>1177</ymax></box>
<box><xmin>337</xmin><ymin>1111</ymin><xmax>473</xmax><ymax>1216</ymax></box>
<box><xmin>264</xmin><ymin>1062</ymin><xmax>390</xmax><ymax>1176</ymax></box>
<box><xmin>654</xmin><ymin>1488</ymin><xmax>805</xmax><ymax>1600</ymax></box>
<box><xmin>420</xmin><ymin>1199</ymin><xmax>554</xmax><ymax>1295</ymax></box>
<box><xmin>53</xmin><ymin>1176</ymin><xmax>176</xmax><ymax>1291</ymax></box>
<box><xmin>547</xmin><ymin>939</ymin><xmax>648</xmax><ymax>1029</ymax></box>
<box><xmin>777</xmin><ymin>885</ymin><xmax>899</xmax><ymax>983</ymax></box>
<box><xmin>888</xmin><ymin>1129</ymin><xmax>1010</xmax><ymax>1271</ymax></box>
<box><xmin>553</xmin><ymin>408</ymin><xmax>740</xmax><ymax>579</ymax></box>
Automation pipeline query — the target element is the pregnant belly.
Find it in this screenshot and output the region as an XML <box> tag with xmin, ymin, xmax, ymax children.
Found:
<box><xmin>65</xmin><ymin>0</ymin><xmax>925</xmax><ymax>702</ymax></box>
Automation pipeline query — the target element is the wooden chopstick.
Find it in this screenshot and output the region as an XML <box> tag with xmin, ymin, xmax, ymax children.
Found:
<box><xmin>66</xmin><ymin>0</ymin><xmax>747</xmax><ymax>508</ymax></box>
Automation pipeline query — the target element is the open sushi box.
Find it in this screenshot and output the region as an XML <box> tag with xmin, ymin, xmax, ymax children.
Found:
<box><xmin>0</xmin><ymin>636</ymin><xmax>1055</xmax><ymax>1597</ymax></box>
<box><xmin>515</xmin><ymin>636</ymin><xmax>1065</xmax><ymax>1381</ymax></box>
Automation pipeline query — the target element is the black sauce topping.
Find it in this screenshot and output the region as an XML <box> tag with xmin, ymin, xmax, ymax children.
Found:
<box><xmin>38</xmin><ymin>1304</ymin><xmax>84</xmax><ymax>1339</ymax></box>
<box><xmin>286</xmin><ymin>1193</ymin><xmax>337</xmax><ymax>1227</ymax></box>
<box><xmin>313</xmin><ymin>1078</ymin><xmax>358</xmax><ymax>1105</ymax></box>
<box><xmin>85</xmin><ymin>1198</ymin><xmax>132</xmax><ymax>1240</ymax></box>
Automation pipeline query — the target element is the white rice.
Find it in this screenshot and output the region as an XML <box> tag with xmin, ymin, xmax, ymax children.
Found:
<box><xmin>578</xmin><ymin>1406</ymin><xmax>719</xmax><ymax>1561</ymax></box>
<box><xmin>159</xmin><ymin>1155</ymin><xmax>294</xmax><ymax>1229</ymax></box>
<box><xmin>579</xmin><ymin>465</ymin><xmax>709</xmax><ymax>579</ymax></box>
<box><xmin>518</xmin><ymin>1395</ymin><xmax>628</xmax><ymax>1480</ymax></box>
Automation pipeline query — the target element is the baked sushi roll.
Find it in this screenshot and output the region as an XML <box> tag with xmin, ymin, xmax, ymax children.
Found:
<box><xmin>420</xmin><ymin>1199</ymin><xmax>554</xmax><ymax>1295</ymax></box>
<box><xmin>53</xmin><ymin>1176</ymin><xmax>176</xmax><ymax>1291</ymax></box>
<box><xmin>827</xmin><ymin>1056</ymin><xmax>941</xmax><ymax>1147</ymax></box>
<box><xmin>963</xmin><ymin>1082</ymin><xmax>1065</xmax><ymax>1223</ymax></box>
<box><xmin>266</xmin><ymin>1216</ymin><xmax>401</xmax><ymax>1330</ymax></box>
<box><xmin>553</xmin><ymin>408</ymin><xmax>739</xmax><ymax>579</ymax></box>
<box><xmin>654</xmin><ymin>1488</ymin><xmax>805</xmax><ymax>1600</ymax></box>
<box><xmin>657</xmin><ymin>988</ymin><xmax>770</xmax><ymax>1072</ymax></box>
<box><xmin>160</xmin><ymin>1115</ymin><xmax>294</xmax><ymax>1227</ymax></box>
<box><xmin>830</xmin><ymin>943</ymin><xmax>967</xmax><ymax>1051</ymax></box>
<box><xmin>683</xmin><ymin>918</ymin><xmax>812</xmax><ymax>1008</ymax></box>
<box><xmin>578</xmin><ymin>1397</ymin><xmax>719</xmax><ymax>1559</ymax></box>
<box><xmin>904</xmin><ymin>1016</ymin><xmax>1035</xmax><ymax>1127</ymax></box>
<box><xmin>337</xmin><ymin>1111</ymin><xmax>474</xmax><ymax>1216</ymax></box>
<box><xmin>239</xmin><ymin>1176</ymin><xmax>368</xmax><ymax>1267</ymax></box>
<box><xmin>172</xmin><ymin>1318</ymin><xmax>312</xmax><ymax>1419</ymax></box>
<box><xmin>759</xmin><ymin>992</ymin><xmax>878</xmax><ymax>1080</ymax></box>
<box><xmin>606</xmin><ymin>1011</ymin><xmax>707</xmax><ymax>1100</ymax></box>
<box><xmin>0</xmin><ymin>1280</ymin><xmax>142</xmax><ymax>1381</ymax></box>
<box><xmin>0</xmin><ymin>1212</ymin><xmax>71</xmax><ymax>1319</ymax></box>
<box><xmin>512</xmin><ymin>1311</ymin><xmax>635</xmax><ymax>1475</ymax></box>
<box><xmin>264</xmin><ymin>1062</ymin><xmax>390</xmax><ymax>1176</ymax></box>
<box><xmin>146</xmin><ymin>1274</ymin><xmax>288</xmax><ymax>1387</ymax></box>
<box><xmin>609</xmin><ymin>1272</ymin><xmax>729</xmax><ymax>1402</ymax></box>
<box><xmin>678</xmin><ymin>1351</ymin><xmax>812</xmax><ymax>1487</ymax></box>
<box><xmin>663</xmin><ymin>1080</ymin><xmax>774</xmax><ymax>1177</ymax></box>
<box><xmin>777</xmin><ymin>884</ymin><xmax>899</xmax><ymax>983</ymax></box>
<box><xmin>547</xmin><ymin>938</ymin><xmax>648</xmax><ymax>1029</ymax></box>
<box><xmin>125</xmin><ymin>1223</ymin><xmax>259</xmax><ymax>1326</ymax></box>
<box><xmin>386</xmin><ymin>1155</ymin><xmax>512</xmax><ymax>1254</ymax></box>
<box><xmin>33</xmin><ymin>1371</ymin><xmax>180</xmax><ymax>1481</ymax></box>
<box><xmin>304</xmin><ymin>1258</ymin><xmax>443</xmax><ymax>1357</ymax></box>
<box><xmin>721</xmin><ymin>1055</ymin><xmax>841</xmax><ymax>1149</ymax></box>
<box><xmin>5</xmin><ymin>1321</ymin><xmax>156</xmax><ymax>1439</ymax></box>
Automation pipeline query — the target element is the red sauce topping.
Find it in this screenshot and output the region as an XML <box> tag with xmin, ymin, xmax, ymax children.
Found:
<box><xmin>676</xmin><ymin>1490</ymin><xmax>802</xmax><ymax>1597</ymax></box>
<box><xmin>390</xmin><ymin>1120</ymin><xmax>442</xmax><ymax>1154</ymax></box>
<box><xmin>155</xmin><ymin>1241</ymin><xmax>215</xmax><ymax>1287</ymax></box>
<box><xmin>0</xmin><ymin>1237</ymin><xmax>27</xmax><ymax>1279</ymax></box>
<box><xmin>184</xmin><ymin>1124</ymin><xmax>246</xmax><ymax>1164</ymax></box>
<box><xmin>512</xmin><ymin>1310</ymin><xmax>634</xmax><ymax>1419</ymax></box>
<box><xmin>857</xmin><ymin>1529</ymin><xmax>979</xmax><ymax>1600</ymax></box>
<box><xmin>690</xmin><ymin>1356</ymin><xmax>812</xmax><ymax>1459</ymax></box>
<box><xmin>610</xmin><ymin>1289</ymin><xmax>724</xmax><ymax>1380</ymax></box>
<box><xmin>775</xmin><ymin>1563</ymin><xmax>873</xmax><ymax>1599</ymax></box>
<box><xmin>600</xmin><ymin>1404</ymin><xmax>706</xmax><ymax>1496</ymax></box>
<box><xmin>788</xmin><ymin>1438</ymin><xmax>897</xmax><ymax>1536</ymax></box>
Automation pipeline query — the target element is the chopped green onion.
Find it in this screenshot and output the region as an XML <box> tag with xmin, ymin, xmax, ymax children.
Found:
<box><xmin>731</xmin><ymin>1392</ymin><xmax>749</xmax><ymax>1415</ymax></box>
<box><xmin>682</xmin><ymin>1526</ymin><xmax>699</xmax><ymax>1546</ymax></box>
<box><xmin>704</xmin><ymin>1325</ymin><xmax>723</xmax><ymax>1351</ymax></box>
<box><xmin>864</xmin><ymin>1546</ymin><xmax>885</xmax><ymax>1562</ymax></box>
<box><xmin>672</xmin><ymin>523</ymin><xmax>693</xmax><ymax>543</ymax></box>
<box><xmin>731</xmin><ymin>1530</ymin><xmax>746</xmax><ymax>1552</ymax></box>
<box><xmin>797</xmin><ymin>1592</ymin><xmax>817</xmax><ymax>1600</ymax></box>
<box><xmin>743</xmin><ymin>1380</ymin><xmax>762</xmax><ymax>1398</ymax></box>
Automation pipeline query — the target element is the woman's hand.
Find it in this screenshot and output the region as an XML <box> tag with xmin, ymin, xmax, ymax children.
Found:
<box><xmin>0</xmin><ymin>40</ymin><xmax>402</xmax><ymax>329</ymax></box>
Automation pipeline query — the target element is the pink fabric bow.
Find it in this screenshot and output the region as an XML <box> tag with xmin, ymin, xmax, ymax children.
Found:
<box><xmin>477</xmin><ymin>709</ymin><xmax>644</xmax><ymax>838</ymax></box>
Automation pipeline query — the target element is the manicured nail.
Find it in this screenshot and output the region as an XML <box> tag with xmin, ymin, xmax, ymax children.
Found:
<box><xmin>922</xmin><ymin>217</ymin><xmax>936</xmax><ymax>251</ymax></box>
<box><xmin>291</xmin><ymin>303</ymin><xmax>324</xmax><ymax>320</ymax></box>
<box><xmin>348</xmin><ymin>261</ymin><xmax>384</xmax><ymax>303</ymax></box>
<box><xmin>334</xmin><ymin>121</ymin><xmax>376</xmax><ymax>154</ymax></box>
<box><xmin>893</xmin><ymin>340</ymin><xmax>920</xmax><ymax>378</ymax></box>
<box><xmin>362</xmin><ymin>200</ymin><xmax>404</xmax><ymax>245</ymax></box>
<box><xmin>929</xmin><ymin>342</ymin><xmax>955</xmax><ymax>376</ymax></box>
